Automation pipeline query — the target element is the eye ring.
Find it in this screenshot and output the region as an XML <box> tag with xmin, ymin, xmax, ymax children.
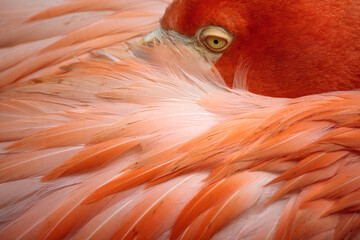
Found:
<box><xmin>198</xmin><ymin>26</ymin><xmax>234</xmax><ymax>52</ymax></box>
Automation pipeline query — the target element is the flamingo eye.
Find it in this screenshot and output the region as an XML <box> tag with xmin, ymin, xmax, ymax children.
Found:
<box><xmin>205</xmin><ymin>36</ymin><xmax>228</xmax><ymax>50</ymax></box>
<box><xmin>199</xmin><ymin>27</ymin><xmax>233</xmax><ymax>52</ymax></box>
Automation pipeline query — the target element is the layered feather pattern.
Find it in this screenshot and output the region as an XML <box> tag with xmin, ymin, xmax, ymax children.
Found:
<box><xmin>0</xmin><ymin>0</ymin><xmax>359</xmax><ymax>239</ymax></box>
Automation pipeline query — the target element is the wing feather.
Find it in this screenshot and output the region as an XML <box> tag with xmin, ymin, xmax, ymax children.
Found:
<box><xmin>6</xmin><ymin>119</ymin><xmax>113</xmax><ymax>151</ymax></box>
<box><xmin>42</xmin><ymin>137</ymin><xmax>139</xmax><ymax>181</ymax></box>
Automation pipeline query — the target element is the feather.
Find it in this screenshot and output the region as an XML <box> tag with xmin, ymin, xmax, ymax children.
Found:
<box><xmin>6</xmin><ymin>119</ymin><xmax>113</xmax><ymax>152</ymax></box>
<box><xmin>40</xmin><ymin>14</ymin><xmax>160</xmax><ymax>53</ymax></box>
<box><xmin>42</xmin><ymin>137</ymin><xmax>139</xmax><ymax>181</ymax></box>
<box><xmin>0</xmin><ymin>11</ymin><xmax>111</xmax><ymax>48</ymax></box>
<box><xmin>266</xmin><ymin>162</ymin><xmax>340</xmax><ymax>205</ymax></box>
<box><xmin>269</xmin><ymin>151</ymin><xmax>348</xmax><ymax>184</ymax></box>
<box><xmin>0</xmin><ymin>114</ymin><xmax>74</xmax><ymax>141</ymax></box>
<box><xmin>0</xmin><ymin>183</ymin><xmax>76</xmax><ymax>240</ymax></box>
<box><xmin>27</xmin><ymin>0</ymin><xmax>166</xmax><ymax>21</ymax></box>
<box><xmin>0</xmin><ymin>99</ymin><xmax>70</xmax><ymax>122</ymax></box>
<box><xmin>180</xmin><ymin>181</ymin><xmax>261</xmax><ymax>239</ymax></box>
<box><xmin>0</xmin><ymin>146</ymin><xmax>81</xmax><ymax>183</ymax></box>
<box><xmin>26</xmin><ymin>150</ymin><xmax>136</xmax><ymax>240</ymax></box>
<box><xmin>72</xmin><ymin>197</ymin><xmax>137</xmax><ymax>240</ymax></box>
<box><xmin>170</xmin><ymin>172</ymin><xmax>263</xmax><ymax>240</ymax></box>
<box><xmin>334</xmin><ymin>214</ymin><xmax>360</xmax><ymax>240</ymax></box>
<box><xmin>323</xmin><ymin>192</ymin><xmax>360</xmax><ymax>216</ymax></box>
<box><xmin>307</xmin><ymin>163</ymin><xmax>360</xmax><ymax>201</ymax></box>
<box><xmin>85</xmin><ymin>164</ymin><xmax>169</xmax><ymax>203</ymax></box>
<box><xmin>111</xmin><ymin>174</ymin><xmax>204</xmax><ymax>240</ymax></box>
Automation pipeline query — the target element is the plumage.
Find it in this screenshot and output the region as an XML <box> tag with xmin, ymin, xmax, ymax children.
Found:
<box><xmin>0</xmin><ymin>0</ymin><xmax>359</xmax><ymax>239</ymax></box>
<box><xmin>161</xmin><ymin>0</ymin><xmax>360</xmax><ymax>97</ymax></box>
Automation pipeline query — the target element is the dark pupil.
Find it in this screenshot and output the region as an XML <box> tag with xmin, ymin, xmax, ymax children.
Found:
<box><xmin>213</xmin><ymin>39</ymin><xmax>219</xmax><ymax>44</ymax></box>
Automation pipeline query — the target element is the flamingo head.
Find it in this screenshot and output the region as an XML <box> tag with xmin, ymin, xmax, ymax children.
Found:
<box><xmin>143</xmin><ymin>0</ymin><xmax>360</xmax><ymax>98</ymax></box>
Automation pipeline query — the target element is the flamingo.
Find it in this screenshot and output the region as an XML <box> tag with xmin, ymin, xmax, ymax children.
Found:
<box><xmin>0</xmin><ymin>0</ymin><xmax>359</xmax><ymax>239</ymax></box>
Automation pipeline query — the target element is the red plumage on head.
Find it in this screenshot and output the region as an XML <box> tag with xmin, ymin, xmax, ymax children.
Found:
<box><xmin>161</xmin><ymin>0</ymin><xmax>360</xmax><ymax>97</ymax></box>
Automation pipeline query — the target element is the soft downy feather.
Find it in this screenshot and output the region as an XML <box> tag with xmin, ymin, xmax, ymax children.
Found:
<box><xmin>0</xmin><ymin>0</ymin><xmax>360</xmax><ymax>239</ymax></box>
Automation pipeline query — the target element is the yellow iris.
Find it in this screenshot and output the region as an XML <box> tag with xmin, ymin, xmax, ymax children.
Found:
<box><xmin>205</xmin><ymin>36</ymin><xmax>228</xmax><ymax>51</ymax></box>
